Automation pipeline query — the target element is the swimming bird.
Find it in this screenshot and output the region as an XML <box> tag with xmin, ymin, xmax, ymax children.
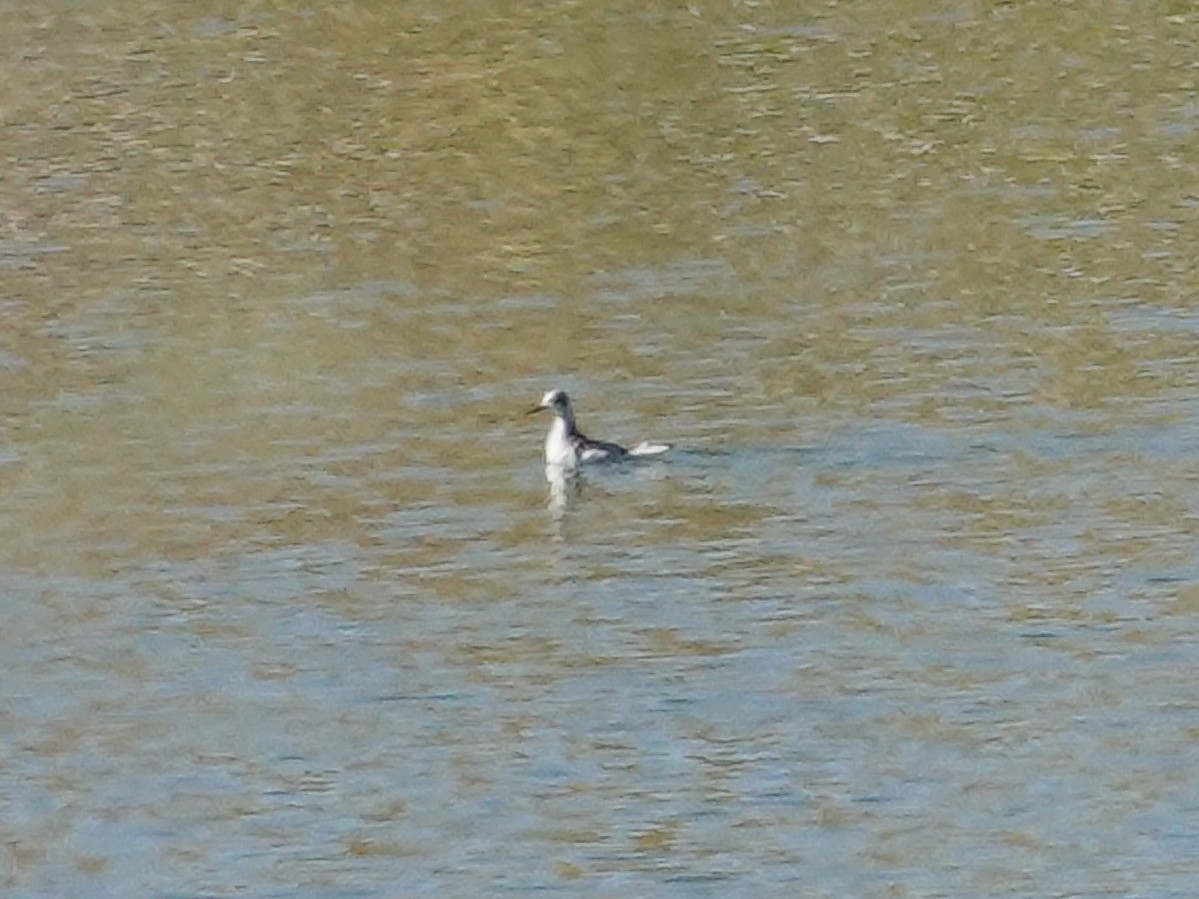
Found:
<box><xmin>527</xmin><ymin>389</ymin><xmax>671</xmax><ymax>469</ymax></box>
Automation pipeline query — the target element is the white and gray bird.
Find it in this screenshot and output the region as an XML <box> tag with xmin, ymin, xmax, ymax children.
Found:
<box><xmin>527</xmin><ymin>389</ymin><xmax>671</xmax><ymax>469</ymax></box>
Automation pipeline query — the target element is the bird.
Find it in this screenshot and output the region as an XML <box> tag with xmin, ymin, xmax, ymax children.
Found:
<box><xmin>527</xmin><ymin>389</ymin><xmax>671</xmax><ymax>469</ymax></box>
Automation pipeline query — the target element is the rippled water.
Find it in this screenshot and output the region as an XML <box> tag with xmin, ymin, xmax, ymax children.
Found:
<box><xmin>4</xmin><ymin>1</ymin><xmax>1199</xmax><ymax>896</ymax></box>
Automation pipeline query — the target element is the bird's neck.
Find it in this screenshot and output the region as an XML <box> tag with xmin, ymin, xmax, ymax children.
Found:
<box><xmin>553</xmin><ymin>410</ymin><xmax>576</xmax><ymax>434</ymax></box>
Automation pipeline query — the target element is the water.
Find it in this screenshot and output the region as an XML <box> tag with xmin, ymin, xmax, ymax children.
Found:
<box><xmin>3</xmin><ymin>1</ymin><xmax>1199</xmax><ymax>896</ymax></box>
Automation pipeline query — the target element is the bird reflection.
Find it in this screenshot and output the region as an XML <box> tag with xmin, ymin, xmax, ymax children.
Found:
<box><xmin>545</xmin><ymin>463</ymin><xmax>582</xmax><ymax>521</ymax></box>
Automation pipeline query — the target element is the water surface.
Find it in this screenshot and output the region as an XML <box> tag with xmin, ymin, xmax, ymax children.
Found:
<box><xmin>3</xmin><ymin>1</ymin><xmax>1199</xmax><ymax>896</ymax></box>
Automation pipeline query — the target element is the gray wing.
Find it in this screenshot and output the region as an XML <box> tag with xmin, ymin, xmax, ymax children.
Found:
<box><xmin>573</xmin><ymin>433</ymin><xmax>628</xmax><ymax>463</ymax></box>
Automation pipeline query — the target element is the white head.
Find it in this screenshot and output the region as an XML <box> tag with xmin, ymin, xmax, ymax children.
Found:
<box><xmin>527</xmin><ymin>389</ymin><xmax>574</xmax><ymax>421</ymax></box>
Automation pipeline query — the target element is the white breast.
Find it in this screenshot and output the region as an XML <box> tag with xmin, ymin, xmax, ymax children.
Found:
<box><xmin>544</xmin><ymin>417</ymin><xmax>579</xmax><ymax>468</ymax></box>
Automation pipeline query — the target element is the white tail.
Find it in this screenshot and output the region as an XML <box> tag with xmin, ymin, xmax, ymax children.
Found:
<box><xmin>628</xmin><ymin>441</ymin><xmax>672</xmax><ymax>457</ymax></box>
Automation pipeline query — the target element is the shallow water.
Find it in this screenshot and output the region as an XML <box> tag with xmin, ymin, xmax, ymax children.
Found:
<box><xmin>3</xmin><ymin>1</ymin><xmax>1199</xmax><ymax>896</ymax></box>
